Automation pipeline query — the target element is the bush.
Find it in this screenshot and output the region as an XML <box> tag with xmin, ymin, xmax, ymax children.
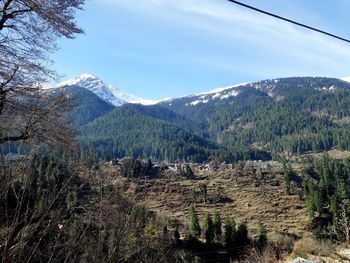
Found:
<box><xmin>276</xmin><ymin>234</ymin><xmax>294</xmax><ymax>253</ymax></box>
<box><xmin>242</xmin><ymin>246</ymin><xmax>277</xmax><ymax>263</ymax></box>
<box><xmin>292</xmin><ymin>237</ymin><xmax>334</xmax><ymax>258</ymax></box>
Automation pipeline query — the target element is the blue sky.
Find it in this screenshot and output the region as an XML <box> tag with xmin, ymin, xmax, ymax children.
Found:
<box><xmin>53</xmin><ymin>0</ymin><xmax>350</xmax><ymax>99</ymax></box>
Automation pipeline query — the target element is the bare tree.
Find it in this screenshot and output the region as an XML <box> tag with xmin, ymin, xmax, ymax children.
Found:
<box><xmin>333</xmin><ymin>199</ymin><xmax>350</xmax><ymax>247</ymax></box>
<box><xmin>0</xmin><ymin>0</ymin><xmax>84</xmax><ymax>149</ymax></box>
<box><xmin>0</xmin><ymin>1</ymin><xmax>84</xmax><ymax>261</ymax></box>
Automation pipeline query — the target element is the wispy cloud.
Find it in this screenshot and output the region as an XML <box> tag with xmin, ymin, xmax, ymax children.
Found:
<box><xmin>98</xmin><ymin>0</ymin><xmax>350</xmax><ymax>79</ymax></box>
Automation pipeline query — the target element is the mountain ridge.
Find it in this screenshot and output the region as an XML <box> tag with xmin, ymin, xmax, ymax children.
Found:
<box><xmin>54</xmin><ymin>73</ymin><xmax>161</xmax><ymax>106</ymax></box>
<box><xmin>54</xmin><ymin>74</ymin><xmax>350</xmax><ymax>109</ymax></box>
<box><xmin>57</xmin><ymin>75</ymin><xmax>350</xmax><ymax>162</ymax></box>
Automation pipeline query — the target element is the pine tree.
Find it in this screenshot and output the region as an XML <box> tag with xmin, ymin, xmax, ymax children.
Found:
<box><xmin>236</xmin><ymin>222</ymin><xmax>249</xmax><ymax>246</ymax></box>
<box><xmin>188</xmin><ymin>205</ymin><xmax>201</xmax><ymax>239</ymax></box>
<box><xmin>257</xmin><ymin>222</ymin><xmax>267</xmax><ymax>250</ymax></box>
<box><xmin>305</xmin><ymin>180</ymin><xmax>322</xmax><ymax>218</ymax></box>
<box><xmin>330</xmin><ymin>194</ymin><xmax>339</xmax><ymax>225</ymax></box>
<box><xmin>213</xmin><ymin>210</ymin><xmax>222</xmax><ymax>242</ymax></box>
<box><xmin>202</xmin><ymin>213</ymin><xmax>214</xmax><ymax>243</ymax></box>
<box><xmin>224</xmin><ymin>217</ymin><xmax>236</xmax><ymax>248</ymax></box>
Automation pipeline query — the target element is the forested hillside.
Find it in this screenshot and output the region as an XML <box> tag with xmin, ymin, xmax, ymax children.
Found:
<box><xmin>52</xmin><ymin>86</ymin><xmax>115</xmax><ymax>126</ymax></box>
<box><xmin>71</xmin><ymin>77</ymin><xmax>350</xmax><ymax>162</ymax></box>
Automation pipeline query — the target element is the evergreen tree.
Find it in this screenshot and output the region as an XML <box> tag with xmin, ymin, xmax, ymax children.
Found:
<box><xmin>236</xmin><ymin>222</ymin><xmax>249</xmax><ymax>246</ymax></box>
<box><xmin>213</xmin><ymin>210</ymin><xmax>222</xmax><ymax>242</ymax></box>
<box><xmin>202</xmin><ymin>213</ymin><xmax>214</xmax><ymax>243</ymax></box>
<box><xmin>224</xmin><ymin>217</ymin><xmax>236</xmax><ymax>248</ymax></box>
<box><xmin>257</xmin><ymin>222</ymin><xmax>267</xmax><ymax>250</ymax></box>
<box><xmin>188</xmin><ymin>205</ymin><xmax>201</xmax><ymax>239</ymax></box>
<box><xmin>330</xmin><ymin>194</ymin><xmax>339</xmax><ymax>224</ymax></box>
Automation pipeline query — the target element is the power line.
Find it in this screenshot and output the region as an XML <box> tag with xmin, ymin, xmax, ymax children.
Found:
<box><xmin>226</xmin><ymin>0</ymin><xmax>350</xmax><ymax>44</ymax></box>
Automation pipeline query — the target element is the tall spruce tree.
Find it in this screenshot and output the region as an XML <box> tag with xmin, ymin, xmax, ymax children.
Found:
<box><xmin>213</xmin><ymin>210</ymin><xmax>222</xmax><ymax>242</ymax></box>
<box><xmin>202</xmin><ymin>213</ymin><xmax>214</xmax><ymax>243</ymax></box>
<box><xmin>236</xmin><ymin>222</ymin><xmax>249</xmax><ymax>246</ymax></box>
<box><xmin>257</xmin><ymin>222</ymin><xmax>267</xmax><ymax>250</ymax></box>
<box><xmin>189</xmin><ymin>205</ymin><xmax>201</xmax><ymax>239</ymax></box>
<box><xmin>224</xmin><ymin>217</ymin><xmax>236</xmax><ymax>248</ymax></box>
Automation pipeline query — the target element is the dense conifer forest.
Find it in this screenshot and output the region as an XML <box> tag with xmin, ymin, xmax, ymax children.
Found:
<box><xmin>73</xmin><ymin>77</ymin><xmax>350</xmax><ymax>162</ymax></box>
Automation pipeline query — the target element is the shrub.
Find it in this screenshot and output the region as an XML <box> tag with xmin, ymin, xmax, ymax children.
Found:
<box><xmin>292</xmin><ymin>237</ymin><xmax>334</xmax><ymax>258</ymax></box>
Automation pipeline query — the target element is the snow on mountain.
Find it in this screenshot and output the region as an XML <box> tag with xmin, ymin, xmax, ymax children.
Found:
<box><xmin>183</xmin><ymin>83</ymin><xmax>249</xmax><ymax>106</ymax></box>
<box><xmin>341</xmin><ymin>76</ymin><xmax>350</xmax><ymax>83</ymax></box>
<box><xmin>195</xmin><ymin>82</ymin><xmax>249</xmax><ymax>96</ymax></box>
<box><xmin>55</xmin><ymin>73</ymin><xmax>125</xmax><ymax>106</ymax></box>
<box><xmin>107</xmin><ymin>85</ymin><xmax>159</xmax><ymax>105</ymax></box>
<box><xmin>54</xmin><ymin>73</ymin><xmax>160</xmax><ymax>106</ymax></box>
<box><xmin>245</xmin><ymin>79</ymin><xmax>279</xmax><ymax>97</ymax></box>
<box><xmin>161</xmin><ymin>82</ymin><xmax>253</xmax><ymax>107</ymax></box>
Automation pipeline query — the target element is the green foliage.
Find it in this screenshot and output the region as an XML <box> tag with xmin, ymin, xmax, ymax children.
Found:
<box><xmin>236</xmin><ymin>222</ymin><xmax>249</xmax><ymax>246</ymax></box>
<box><xmin>119</xmin><ymin>158</ymin><xmax>154</xmax><ymax>178</ymax></box>
<box><xmin>257</xmin><ymin>222</ymin><xmax>268</xmax><ymax>250</ymax></box>
<box><xmin>79</xmin><ymin>103</ymin><xmax>271</xmax><ymax>163</ymax></box>
<box><xmin>79</xmin><ymin>104</ymin><xmax>219</xmax><ymax>163</ymax></box>
<box><xmin>60</xmin><ymin>86</ymin><xmax>115</xmax><ymax>126</ymax></box>
<box><xmin>179</xmin><ymin>180</ymin><xmax>193</xmax><ymax>187</ymax></box>
<box><xmin>74</xmin><ymin>77</ymin><xmax>350</xmax><ymax>162</ymax></box>
<box><xmin>202</xmin><ymin>213</ymin><xmax>214</xmax><ymax>243</ymax></box>
<box><xmin>302</xmin><ymin>154</ymin><xmax>350</xmax><ymax>241</ymax></box>
<box><xmin>188</xmin><ymin>205</ymin><xmax>201</xmax><ymax>239</ymax></box>
<box><xmin>158</xmin><ymin>78</ymin><xmax>350</xmax><ymax>157</ymax></box>
<box><xmin>283</xmin><ymin>163</ymin><xmax>292</xmax><ymax>195</ymax></box>
<box><xmin>213</xmin><ymin>210</ymin><xmax>222</xmax><ymax>242</ymax></box>
<box><xmin>224</xmin><ymin>217</ymin><xmax>236</xmax><ymax>248</ymax></box>
<box><xmin>66</xmin><ymin>191</ymin><xmax>78</xmax><ymax>212</ymax></box>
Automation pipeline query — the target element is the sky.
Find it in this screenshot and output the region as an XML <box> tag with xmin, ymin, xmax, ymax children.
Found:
<box><xmin>53</xmin><ymin>0</ymin><xmax>350</xmax><ymax>99</ymax></box>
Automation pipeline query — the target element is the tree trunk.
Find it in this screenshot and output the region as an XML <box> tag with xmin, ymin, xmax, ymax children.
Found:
<box><xmin>0</xmin><ymin>88</ymin><xmax>5</xmax><ymax>115</ymax></box>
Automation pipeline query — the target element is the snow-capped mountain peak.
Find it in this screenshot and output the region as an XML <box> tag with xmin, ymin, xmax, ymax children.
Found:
<box><xmin>54</xmin><ymin>73</ymin><xmax>160</xmax><ymax>106</ymax></box>
<box><xmin>55</xmin><ymin>73</ymin><xmax>124</xmax><ymax>106</ymax></box>
<box><xmin>56</xmin><ymin>73</ymin><xmax>99</xmax><ymax>88</ymax></box>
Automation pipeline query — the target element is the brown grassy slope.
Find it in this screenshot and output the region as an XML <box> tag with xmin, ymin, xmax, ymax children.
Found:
<box><xmin>100</xmin><ymin>162</ymin><xmax>310</xmax><ymax>241</ymax></box>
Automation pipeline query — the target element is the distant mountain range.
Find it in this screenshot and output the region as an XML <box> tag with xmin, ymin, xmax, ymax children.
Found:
<box><xmin>54</xmin><ymin>73</ymin><xmax>350</xmax><ymax>108</ymax></box>
<box><xmin>51</xmin><ymin>74</ymin><xmax>350</xmax><ymax>162</ymax></box>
